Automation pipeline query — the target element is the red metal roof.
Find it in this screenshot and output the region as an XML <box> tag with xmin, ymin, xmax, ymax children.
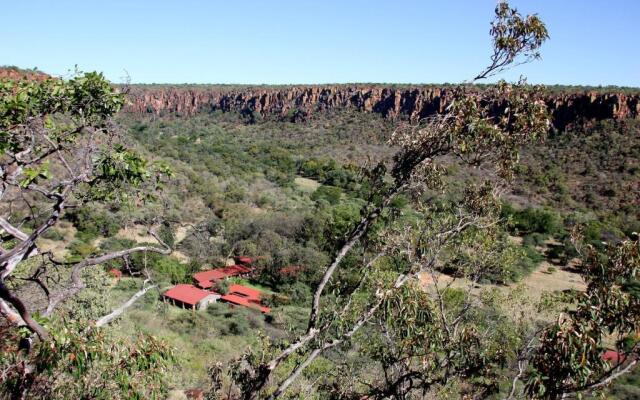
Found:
<box><xmin>235</xmin><ymin>256</ymin><xmax>253</xmax><ymax>265</ymax></box>
<box><xmin>196</xmin><ymin>280</ymin><xmax>214</xmax><ymax>289</ymax></box>
<box><xmin>279</xmin><ymin>265</ymin><xmax>302</xmax><ymax>276</ymax></box>
<box><xmin>163</xmin><ymin>284</ymin><xmax>215</xmax><ymax>306</ymax></box>
<box><xmin>193</xmin><ymin>265</ymin><xmax>251</xmax><ymax>288</ymax></box>
<box><xmin>231</xmin><ymin>264</ymin><xmax>251</xmax><ymax>273</ymax></box>
<box><xmin>194</xmin><ymin>270</ymin><xmax>227</xmax><ymax>288</ymax></box>
<box><xmin>227</xmin><ymin>284</ymin><xmax>262</xmax><ymax>300</ymax></box>
<box><xmin>221</xmin><ymin>294</ymin><xmax>270</xmax><ymax>313</ymax></box>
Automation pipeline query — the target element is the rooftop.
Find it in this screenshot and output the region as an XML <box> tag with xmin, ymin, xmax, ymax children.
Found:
<box><xmin>193</xmin><ymin>265</ymin><xmax>251</xmax><ymax>288</ymax></box>
<box><xmin>234</xmin><ymin>256</ymin><xmax>253</xmax><ymax>265</ymax></box>
<box><xmin>227</xmin><ymin>284</ymin><xmax>262</xmax><ymax>300</ymax></box>
<box><xmin>163</xmin><ymin>284</ymin><xmax>216</xmax><ymax>306</ymax></box>
<box><xmin>221</xmin><ymin>293</ymin><xmax>270</xmax><ymax>313</ymax></box>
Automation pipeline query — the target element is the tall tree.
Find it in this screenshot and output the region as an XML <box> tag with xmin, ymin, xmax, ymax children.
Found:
<box><xmin>0</xmin><ymin>71</ymin><xmax>171</xmax><ymax>339</ymax></box>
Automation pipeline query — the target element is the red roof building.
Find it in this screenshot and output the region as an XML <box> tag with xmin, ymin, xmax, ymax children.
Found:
<box><xmin>194</xmin><ymin>270</ymin><xmax>226</xmax><ymax>289</ymax></box>
<box><xmin>165</xmin><ymin>265</ymin><xmax>271</xmax><ymax>313</ymax></box>
<box><xmin>193</xmin><ymin>265</ymin><xmax>251</xmax><ymax>289</ymax></box>
<box><xmin>163</xmin><ymin>284</ymin><xmax>220</xmax><ymax>310</ymax></box>
<box><xmin>220</xmin><ymin>284</ymin><xmax>270</xmax><ymax>313</ymax></box>
<box><xmin>227</xmin><ymin>284</ymin><xmax>262</xmax><ymax>300</ymax></box>
<box><xmin>221</xmin><ymin>294</ymin><xmax>271</xmax><ymax>313</ymax></box>
<box><xmin>235</xmin><ymin>256</ymin><xmax>253</xmax><ymax>265</ymax></box>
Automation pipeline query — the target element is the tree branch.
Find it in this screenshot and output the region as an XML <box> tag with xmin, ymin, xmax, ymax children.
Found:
<box><xmin>94</xmin><ymin>279</ymin><xmax>157</xmax><ymax>327</ymax></box>
<box><xmin>44</xmin><ymin>230</ymin><xmax>170</xmax><ymax>317</ymax></box>
<box><xmin>269</xmin><ymin>274</ymin><xmax>409</xmax><ymax>398</ymax></box>
<box><xmin>0</xmin><ymin>298</ymin><xmax>25</xmax><ymax>326</ymax></box>
<box><xmin>0</xmin><ymin>280</ymin><xmax>48</xmax><ymax>340</ymax></box>
<box><xmin>560</xmin><ymin>358</ymin><xmax>639</xmax><ymax>398</ymax></box>
<box><xmin>0</xmin><ymin>217</ymin><xmax>29</xmax><ymax>241</ymax></box>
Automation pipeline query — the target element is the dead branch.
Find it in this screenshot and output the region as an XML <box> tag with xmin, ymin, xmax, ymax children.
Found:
<box><xmin>94</xmin><ymin>279</ymin><xmax>157</xmax><ymax>327</ymax></box>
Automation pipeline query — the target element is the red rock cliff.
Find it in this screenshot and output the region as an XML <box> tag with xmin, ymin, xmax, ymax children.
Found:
<box><xmin>0</xmin><ymin>67</ymin><xmax>50</xmax><ymax>82</ymax></box>
<box><xmin>125</xmin><ymin>85</ymin><xmax>640</xmax><ymax>130</ymax></box>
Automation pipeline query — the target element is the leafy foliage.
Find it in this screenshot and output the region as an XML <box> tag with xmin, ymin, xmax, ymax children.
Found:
<box><xmin>527</xmin><ymin>239</ymin><xmax>640</xmax><ymax>398</ymax></box>
<box><xmin>0</xmin><ymin>322</ymin><xmax>174</xmax><ymax>400</ymax></box>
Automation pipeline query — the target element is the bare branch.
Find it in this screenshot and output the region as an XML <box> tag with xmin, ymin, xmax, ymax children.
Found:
<box><xmin>269</xmin><ymin>274</ymin><xmax>410</xmax><ymax>399</ymax></box>
<box><xmin>0</xmin><ymin>217</ymin><xmax>29</xmax><ymax>241</ymax></box>
<box><xmin>94</xmin><ymin>279</ymin><xmax>157</xmax><ymax>327</ymax></box>
<box><xmin>0</xmin><ymin>280</ymin><xmax>48</xmax><ymax>340</ymax></box>
<box><xmin>44</xmin><ymin>226</ymin><xmax>171</xmax><ymax>316</ymax></box>
<box><xmin>561</xmin><ymin>358</ymin><xmax>639</xmax><ymax>398</ymax></box>
<box><xmin>0</xmin><ymin>298</ymin><xmax>25</xmax><ymax>326</ymax></box>
<box><xmin>308</xmin><ymin>187</ymin><xmax>404</xmax><ymax>331</ymax></box>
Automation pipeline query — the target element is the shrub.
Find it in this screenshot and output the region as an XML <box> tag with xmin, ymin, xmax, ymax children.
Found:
<box><xmin>205</xmin><ymin>217</ymin><xmax>222</xmax><ymax>235</ymax></box>
<box><xmin>522</xmin><ymin>232</ymin><xmax>547</xmax><ymax>247</ymax></box>
<box><xmin>99</xmin><ymin>237</ymin><xmax>137</xmax><ymax>252</ymax></box>
<box><xmin>311</xmin><ymin>185</ymin><xmax>342</xmax><ymax>205</ymax></box>
<box><xmin>151</xmin><ymin>257</ymin><xmax>190</xmax><ymax>284</ymax></box>
<box><xmin>219</xmin><ymin>311</ymin><xmax>251</xmax><ymax>336</ymax></box>
<box><xmin>102</xmin><ymin>244</ymin><xmax>189</xmax><ymax>284</ymax></box>
<box><xmin>68</xmin><ymin>239</ymin><xmax>96</xmax><ymax>260</ymax></box>
<box><xmin>65</xmin><ymin>207</ymin><xmax>121</xmax><ymax>240</ymax></box>
<box><xmin>224</xmin><ymin>185</ymin><xmax>246</xmax><ymax>202</ymax></box>
<box><xmin>214</xmin><ymin>279</ymin><xmax>230</xmax><ymax>295</ymax></box>
<box><xmin>256</xmin><ymin>193</ymin><xmax>275</xmax><ymax>208</ymax></box>
<box><xmin>502</xmin><ymin>204</ymin><xmax>561</xmax><ymax>236</ymax></box>
<box><xmin>41</xmin><ymin>228</ymin><xmax>65</xmax><ymax>241</ymax></box>
<box><xmin>0</xmin><ymin>322</ymin><xmax>174</xmax><ymax>400</ymax></box>
<box><xmin>280</xmin><ymin>282</ymin><xmax>312</xmax><ymax>304</ymax></box>
<box><xmin>546</xmin><ymin>238</ymin><xmax>578</xmax><ymax>265</ymax></box>
<box><xmin>158</xmin><ymin>223</ymin><xmax>175</xmax><ymax>247</ymax></box>
<box><xmin>505</xmin><ymin>245</ymin><xmax>544</xmax><ymax>282</ymax></box>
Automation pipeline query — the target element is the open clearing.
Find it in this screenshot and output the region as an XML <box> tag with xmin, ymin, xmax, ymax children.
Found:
<box><xmin>36</xmin><ymin>221</ymin><xmax>77</xmax><ymax>258</ymax></box>
<box><xmin>294</xmin><ymin>176</ymin><xmax>320</xmax><ymax>192</ymax></box>
<box><xmin>419</xmin><ymin>262</ymin><xmax>585</xmax><ymax>300</ymax></box>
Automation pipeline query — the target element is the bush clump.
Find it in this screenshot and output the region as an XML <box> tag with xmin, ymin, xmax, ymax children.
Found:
<box><xmin>502</xmin><ymin>203</ymin><xmax>562</xmax><ymax>237</ymax></box>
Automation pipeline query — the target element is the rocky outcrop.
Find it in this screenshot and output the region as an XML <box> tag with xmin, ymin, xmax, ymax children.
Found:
<box><xmin>0</xmin><ymin>67</ymin><xmax>50</xmax><ymax>82</ymax></box>
<box><xmin>125</xmin><ymin>85</ymin><xmax>640</xmax><ymax>129</ymax></box>
<box><xmin>546</xmin><ymin>92</ymin><xmax>640</xmax><ymax>130</ymax></box>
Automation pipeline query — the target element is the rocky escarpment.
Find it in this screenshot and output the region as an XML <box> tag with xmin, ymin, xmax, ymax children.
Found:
<box><xmin>0</xmin><ymin>67</ymin><xmax>50</xmax><ymax>82</ymax></box>
<box><xmin>125</xmin><ymin>85</ymin><xmax>640</xmax><ymax>130</ymax></box>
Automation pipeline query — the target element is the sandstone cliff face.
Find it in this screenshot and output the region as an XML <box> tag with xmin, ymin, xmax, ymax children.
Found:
<box><xmin>547</xmin><ymin>92</ymin><xmax>639</xmax><ymax>130</ymax></box>
<box><xmin>125</xmin><ymin>85</ymin><xmax>640</xmax><ymax>129</ymax></box>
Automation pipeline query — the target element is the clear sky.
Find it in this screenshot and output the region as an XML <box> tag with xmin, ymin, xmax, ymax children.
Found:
<box><xmin>2</xmin><ymin>0</ymin><xmax>639</xmax><ymax>86</ymax></box>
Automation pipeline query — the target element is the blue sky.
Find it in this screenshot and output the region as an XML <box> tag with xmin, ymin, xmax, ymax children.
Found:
<box><xmin>2</xmin><ymin>1</ymin><xmax>639</xmax><ymax>86</ymax></box>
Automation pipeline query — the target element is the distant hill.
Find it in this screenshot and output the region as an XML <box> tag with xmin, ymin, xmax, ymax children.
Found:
<box><xmin>0</xmin><ymin>66</ymin><xmax>50</xmax><ymax>81</ymax></box>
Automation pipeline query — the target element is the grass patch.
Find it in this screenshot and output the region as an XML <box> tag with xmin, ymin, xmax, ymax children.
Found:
<box><xmin>294</xmin><ymin>176</ymin><xmax>321</xmax><ymax>192</ymax></box>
